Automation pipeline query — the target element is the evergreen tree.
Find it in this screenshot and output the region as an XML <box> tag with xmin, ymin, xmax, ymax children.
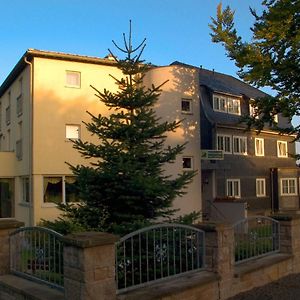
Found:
<box><xmin>60</xmin><ymin>23</ymin><xmax>196</xmax><ymax>234</ymax></box>
<box><xmin>209</xmin><ymin>0</ymin><xmax>300</xmax><ymax>136</ymax></box>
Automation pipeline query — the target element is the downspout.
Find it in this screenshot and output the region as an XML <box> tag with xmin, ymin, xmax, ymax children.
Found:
<box><xmin>24</xmin><ymin>56</ymin><xmax>34</xmax><ymax>226</ymax></box>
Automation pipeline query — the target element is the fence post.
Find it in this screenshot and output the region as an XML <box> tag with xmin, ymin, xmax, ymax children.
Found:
<box><xmin>273</xmin><ymin>214</ymin><xmax>300</xmax><ymax>272</ymax></box>
<box><xmin>196</xmin><ymin>222</ymin><xmax>234</xmax><ymax>299</ymax></box>
<box><xmin>62</xmin><ymin>232</ymin><xmax>119</xmax><ymax>300</ymax></box>
<box><xmin>0</xmin><ymin>218</ymin><xmax>24</xmax><ymax>275</ymax></box>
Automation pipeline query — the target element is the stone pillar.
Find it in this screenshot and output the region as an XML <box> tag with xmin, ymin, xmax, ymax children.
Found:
<box><xmin>273</xmin><ymin>214</ymin><xmax>300</xmax><ymax>271</ymax></box>
<box><xmin>196</xmin><ymin>222</ymin><xmax>234</xmax><ymax>299</ymax></box>
<box><xmin>0</xmin><ymin>218</ymin><xmax>24</xmax><ymax>275</ymax></box>
<box><xmin>63</xmin><ymin>232</ymin><xmax>119</xmax><ymax>300</ymax></box>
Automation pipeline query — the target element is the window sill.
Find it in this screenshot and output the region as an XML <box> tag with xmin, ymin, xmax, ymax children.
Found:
<box><xmin>64</xmin><ymin>85</ymin><xmax>81</xmax><ymax>89</ymax></box>
<box><xmin>18</xmin><ymin>202</ymin><xmax>31</xmax><ymax>208</ymax></box>
<box><xmin>42</xmin><ymin>203</ymin><xmax>59</xmax><ymax>208</ymax></box>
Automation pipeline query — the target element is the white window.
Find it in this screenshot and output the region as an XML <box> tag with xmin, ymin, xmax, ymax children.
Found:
<box><xmin>43</xmin><ymin>176</ymin><xmax>79</xmax><ymax>205</ymax></box>
<box><xmin>217</xmin><ymin>135</ymin><xmax>232</xmax><ymax>154</ymax></box>
<box><xmin>213</xmin><ymin>94</ymin><xmax>241</xmax><ymax>115</ymax></box>
<box><xmin>227</xmin><ymin>179</ymin><xmax>241</xmax><ymax>198</ymax></box>
<box><xmin>182</xmin><ymin>157</ymin><xmax>193</xmax><ymax>170</ymax></box>
<box><xmin>213</xmin><ymin>95</ymin><xmax>226</xmax><ymax>112</ymax></box>
<box><xmin>227</xmin><ymin>98</ymin><xmax>241</xmax><ymax>115</ymax></box>
<box><xmin>281</xmin><ymin>178</ymin><xmax>297</xmax><ymax>196</ymax></box>
<box><xmin>277</xmin><ymin>141</ymin><xmax>288</xmax><ymax>157</ymax></box>
<box><xmin>256</xmin><ymin>178</ymin><xmax>266</xmax><ymax>197</ymax></box>
<box><xmin>66</xmin><ymin>71</ymin><xmax>81</xmax><ymax>88</ymax></box>
<box><xmin>255</xmin><ymin>138</ymin><xmax>264</xmax><ymax>156</ymax></box>
<box><xmin>66</xmin><ymin>124</ymin><xmax>80</xmax><ymax>139</ymax></box>
<box><xmin>233</xmin><ymin>136</ymin><xmax>247</xmax><ymax>155</ymax></box>
<box><xmin>181</xmin><ymin>99</ymin><xmax>192</xmax><ymax>114</ymax></box>
<box><xmin>273</xmin><ymin>114</ymin><xmax>278</xmax><ymax>123</ymax></box>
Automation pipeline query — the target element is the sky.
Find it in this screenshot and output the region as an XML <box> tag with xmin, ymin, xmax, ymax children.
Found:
<box><xmin>0</xmin><ymin>0</ymin><xmax>265</xmax><ymax>85</ymax></box>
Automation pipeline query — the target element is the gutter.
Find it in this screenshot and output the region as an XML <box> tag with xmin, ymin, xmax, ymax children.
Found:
<box><xmin>24</xmin><ymin>57</ymin><xmax>34</xmax><ymax>226</ymax></box>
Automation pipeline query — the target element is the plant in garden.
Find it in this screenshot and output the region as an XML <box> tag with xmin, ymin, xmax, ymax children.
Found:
<box><xmin>54</xmin><ymin>22</ymin><xmax>196</xmax><ymax>234</ymax></box>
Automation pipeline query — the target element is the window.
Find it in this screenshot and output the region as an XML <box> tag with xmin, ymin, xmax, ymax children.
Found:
<box><xmin>277</xmin><ymin>141</ymin><xmax>288</xmax><ymax>157</ymax></box>
<box><xmin>233</xmin><ymin>136</ymin><xmax>247</xmax><ymax>155</ymax></box>
<box><xmin>281</xmin><ymin>178</ymin><xmax>297</xmax><ymax>196</ymax></box>
<box><xmin>65</xmin><ymin>176</ymin><xmax>79</xmax><ymax>203</ymax></box>
<box><xmin>256</xmin><ymin>178</ymin><xmax>266</xmax><ymax>197</ymax></box>
<box><xmin>273</xmin><ymin>114</ymin><xmax>278</xmax><ymax>123</ymax></box>
<box><xmin>6</xmin><ymin>91</ymin><xmax>11</xmax><ymax>125</ymax></box>
<box><xmin>182</xmin><ymin>157</ymin><xmax>193</xmax><ymax>170</ymax></box>
<box><xmin>213</xmin><ymin>94</ymin><xmax>241</xmax><ymax>115</ymax></box>
<box><xmin>16</xmin><ymin>95</ymin><xmax>23</xmax><ymax>116</ymax></box>
<box><xmin>66</xmin><ymin>71</ymin><xmax>81</xmax><ymax>88</ymax></box>
<box><xmin>255</xmin><ymin>138</ymin><xmax>264</xmax><ymax>156</ymax></box>
<box><xmin>217</xmin><ymin>135</ymin><xmax>232</xmax><ymax>154</ymax></box>
<box><xmin>227</xmin><ymin>98</ymin><xmax>241</xmax><ymax>115</ymax></box>
<box><xmin>66</xmin><ymin>124</ymin><xmax>80</xmax><ymax>139</ymax></box>
<box><xmin>22</xmin><ymin>177</ymin><xmax>30</xmax><ymax>203</ymax></box>
<box><xmin>213</xmin><ymin>95</ymin><xmax>226</xmax><ymax>112</ymax></box>
<box><xmin>227</xmin><ymin>179</ymin><xmax>241</xmax><ymax>198</ymax></box>
<box><xmin>181</xmin><ymin>99</ymin><xmax>192</xmax><ymax>114</ymax></box>
<box><xmin>43</xmin><ymin>176</ymin><xmax>79</xmax><ymax>204</ymax></box>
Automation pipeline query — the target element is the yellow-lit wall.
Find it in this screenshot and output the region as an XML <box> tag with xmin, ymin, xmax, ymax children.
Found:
<box><xmin>1</xmin><ymin>57</ymin><xmax>202</xmax><ymax>225</ymax></box>
<box><xmin>32</xmin><ymin>57</ymin><xmax>123</xmax><ymax>223</ymax></box>
<box><xmin>144</xmin><ymin>65</ymin><xmax>202</xmax><ymax>217</ymax></box>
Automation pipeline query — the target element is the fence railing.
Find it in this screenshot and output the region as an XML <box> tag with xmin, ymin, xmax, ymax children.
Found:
<box><xmin>10</xmin><ymin>226</ymin><xmax>64</xmax><ymax>290</ymax></box>
<box><xmin>233</xmin><ymin>216</ymin><xmax>280</xmax><ymax>264</ymax></box>
<box><xmin>115</xmin><ymin>223</ymin><xmax>205</xmax><ymax>293</ymax></box>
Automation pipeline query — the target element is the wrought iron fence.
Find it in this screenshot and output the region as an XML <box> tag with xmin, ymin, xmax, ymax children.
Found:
<box><xmin>10</xmin><ymin>226</ymin><xmax>64</xmax><ymax>290</ymax></box>
<box><xmin>115</xmin><ymin>223</ymin><xmax>205</xmax><ymax>293</ymax></box>
<box><xmin>234</xmin><ymin>216</ymin><xmax>280</xmax><ymax>264</ymax></box>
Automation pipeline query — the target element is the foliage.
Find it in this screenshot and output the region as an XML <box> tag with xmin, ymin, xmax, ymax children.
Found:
<box><xmin>57</xmin><ymin>22</ymin><xmax>196</xmax><ymax>235</ymax></box>
<box><xmin>39</xmin><ymin>218</ymin><xmax>87</xmax><ymax>235</ymax></box>
<box><xmin>210</xmin><ymin>0</ymin><xmax>300</xmax><ymax>137</ymax></box>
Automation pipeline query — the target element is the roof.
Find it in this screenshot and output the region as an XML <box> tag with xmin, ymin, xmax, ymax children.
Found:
<box><xmin>0</xmin><ymin>49</ymin><xmax>118</xmax><ymax>97</ymax></box>
<box><xmin>170</xmin><ymin>61</ymin><xmax>268</xmax><ymax>99</ymax></box>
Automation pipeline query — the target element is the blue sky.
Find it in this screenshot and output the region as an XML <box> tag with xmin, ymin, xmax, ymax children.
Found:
<box><xmin>0</xmin><ymin>0</ymin><xmax>264</xmax><ymax>84</ymax></box>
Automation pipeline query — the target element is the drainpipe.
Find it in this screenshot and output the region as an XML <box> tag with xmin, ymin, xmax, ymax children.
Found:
<box><xmin>24</xmin><ymin>55</ymin><xmax>34</xmax><ymax>226</ymax></box>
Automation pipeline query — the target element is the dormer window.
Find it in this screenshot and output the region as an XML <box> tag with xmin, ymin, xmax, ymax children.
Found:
<box><xmin>213</xmin><ymin>94</ymin><xmax>241</xmax><ymax>115</ymax></box>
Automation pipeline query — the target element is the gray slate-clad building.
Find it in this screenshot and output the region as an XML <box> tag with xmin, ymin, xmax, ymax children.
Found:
<box><xmin>172</xmin><ymin>61</ymin><xmax>299</xmax><ymax>221</ymax></box>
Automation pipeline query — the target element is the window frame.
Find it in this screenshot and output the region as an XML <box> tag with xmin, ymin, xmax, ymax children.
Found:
<box><xmin>217</xmin><ymin>134</ymin><xmax>232</xmax><ymax>154</ymax></box>
<box><xmin>65</xmin><ymin>71</ymin><xmax>81</xmax><ymax>88</ymax></box>
<box><xmin>256</xmin><ymin>178</ymin><xmax>266</xmax><ymax>197</ymax></box>
<box><xmin>181</xmin><ymin>98</ymin><xmax>193</xmax><ymax>114</ymax></box>
<box><xmin>255</xmin><ymin>138</ymin><xmax>265</xmax><ymax>156</ymax></box>
<box><xmin>277</xmin><ymin>141</ymin><xmax>288</xmax><ymax>158</ymax></box>
<box><xmin>42</xmin><ymin>175</ymin><xmax>79</xmax><ymax>206</ymax></box>
<box><xmin>226</xmin><ymin>179</ymin><xmax>241</xmax><ymax>198</ymax></box>
<box><xmin>213</xmin><ymin>94</ymin><xmax>241</xmax><ymax>115</ymax></box>
<box><xmin>233</xmin><ymin>136</ymin><xmax>247</xmax><ymax>155</ymax></box>
<box><xmin>65</xmin><ymin>124</ymin><xmax>80</xmax><ymax>140</ymax></box>
<box><xmin>281</xmin><ymin>178</ymin><xmax>297</xmax><ymax>196</ymax></box>
<box><xmin>182</xmin><ymin>156</ymin><xmax>193</xmax><ymax>170</ymax></box>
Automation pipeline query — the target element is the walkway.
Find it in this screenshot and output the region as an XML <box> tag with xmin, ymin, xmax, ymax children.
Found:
<box><xmin>229</xmin><ymin>273</ymin><xmax>300</xmax><ymax>300</ymax></box>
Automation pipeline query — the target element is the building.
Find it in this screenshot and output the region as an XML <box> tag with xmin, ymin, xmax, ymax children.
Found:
<box><xmin>188</xmin><ymin>64</ymin><xmax>298</xmax><ymax>221</ymax></box>
<box><xmin>0</xmin><ymin>49</ymin><xmax>202</xmax><ymax>226</ymax></box>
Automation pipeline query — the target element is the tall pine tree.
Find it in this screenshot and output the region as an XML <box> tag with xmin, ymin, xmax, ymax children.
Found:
<box><xmin>60</xmin><ymin>23</ymin><xmax>196</xmax><ymax>234</ymax></box>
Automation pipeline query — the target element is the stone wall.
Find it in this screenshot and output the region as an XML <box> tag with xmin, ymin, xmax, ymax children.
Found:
<box><xmin>1</xmin><ymin>216</ymin><xmax>300</xmax><ymax>300</ymax></box>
